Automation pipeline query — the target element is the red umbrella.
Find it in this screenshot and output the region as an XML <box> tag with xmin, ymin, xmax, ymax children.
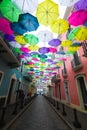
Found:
<box><xmin>68</xmin><ymin>10</ymin><xmax>87</xmax><ymax>26</ymax></box>
<box><xmin>0</xmin><ymin>18</ymin><xmax>13</xmax><ymax>34</ymax></box>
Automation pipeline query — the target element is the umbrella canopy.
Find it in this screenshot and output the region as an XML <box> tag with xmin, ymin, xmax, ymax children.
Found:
<box><xmin>15</xmin><ymin>35</ymin><xmax>26</xmax><ymax>45</ymax></box>
<box><xmin>71</xmin><ymin>42</ymin><xmax>82</xmax><ymax>47</ymax></box>
<box><xmin>12</xmin><ymin>0</ymin><xmax>38</xmax><ymax>13</ymax></box>
<box><xmin>37</xmin><ymin>30</ymin><xmax>53</xmax><ymax>42</ymax></box>
<box><xmin>0</xmin><ymin>18</ymin><xmax>13</xmax><ymax>34</ymax></box>
<box><xmin>48</xmin><ymin>38</ymin><xmax>61</xmax><ymax>47</ymax></box>
<box><xmin>36</xmin><ymin>0</ymin><xmax>59</xmax><ymax>26</ymax></box>
<box><xmin>24</xmin><ymin>34</ymin><xmax>39</xmax><ymax>45</ymax></box>
<box><xmin>74</xmin><ymin>0</ymin><xmax>87</xmax><ymax>10</ymax></box>
<box><xmin>51</xmin><ymin>18</ymin><xmax>69</xmax><ymax>34</ymax></box>
<box><xmin>4</xmin><ymin>34</ymin><xmax>15</xmax><ymax>41</ymax></box>
<box><xmin>9</xmin><ymin>41</ymin><xmax>21</xmax><ymax>48</ymax></box>
<box><xmin>38</xmin><ymin>47</ymin><xmax>50</xmax><ymax>54</ymax></box>
<box><xmin>68</xmin><ymin>10</ymin><xmax>87</xmax><ymax>26</ymax></box>
<box><xmin>57</xmin><ymin>0</ymin><xmax>79</xmax><ymax>7</ymax></box>
<box><xmin>28</xmin><ymin>45</ymin><xmax>39</xmax><ymax>51</ymax></box>
<box><xmin>61</xmin><ymin>40</ymin><xmax>72</xmax><ymax>47</ymax></box>
<box><xmin>18</xmin><ymin>13</ymin><xmax>39</xmax><ymax>32</ymax></box>
<box><xmin>68</xmin><ymin>27</ymin><xmax>87</xmax><ymax>41</ymax></box>
<box><xmin>49</xmin><ymin>47</ymin><xmax>57</xmax><ymax>53</ymax></box>
<box><xmin>0</xmin><ymin>0</ymin><xmax>21</xmax><ymax>22</ymax></box>
<box><xmin>10</xmin><ymin>22</ymin><xmax>27</xmax><ymax>35</ymax></box>
<box><xmin>20</xmin><ymin>47</ymin><xmax>30</xmax><ymax>53</ymax></box>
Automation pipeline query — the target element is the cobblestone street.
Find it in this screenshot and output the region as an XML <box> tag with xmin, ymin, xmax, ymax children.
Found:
<box><xmin>8</xmin><ymin>95</ymin><xmax>70</xmax><ymax>130</ymax></box>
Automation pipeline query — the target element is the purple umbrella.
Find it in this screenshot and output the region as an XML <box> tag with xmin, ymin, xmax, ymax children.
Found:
<box><xmin>46</xmin><ymin>59</ymin><xmax>53</xmax><ymax>63</ymax></box>
<box><xmin>22</xmin><ymin>53</ymin><xmax>31</xmax><ymax>57</ymax></box>
<box><xmin>74</xmin><ymin>0</ymin><xmax>87</xmax><ymax>10</ymax></box>
<box><xmin>38</xmin><ymin>47</ymin><xmax>50</xmax><ymax>54</ymax></box>
<box><xmin>4</xmin><ymin>34</ymin><xmax>15</xmax><ymax>41</ymax></box>
<box><xmin>48</xmin><ymin>38</ymin><xmax>61</xmax><ymax>47</ymax></box>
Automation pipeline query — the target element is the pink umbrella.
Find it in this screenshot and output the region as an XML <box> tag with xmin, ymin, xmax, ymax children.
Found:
<box><xmin>0</xmin><ymin>18</ymin><xmax>14</xmax><ymax>34</ymax></box>
<box><xmin>20</xmin><ymin>47</ymin><xmax>30</xmax><ymax>53</ymax></box>
<box><xmin>68</xmin><ymin>10</ymin><xmax>87</xmax><ymax>26</ymax></box>
<box><xmin>49</xmin><ymin>47</ymin><xmax>57</xmax><ymax>53</ymax></box>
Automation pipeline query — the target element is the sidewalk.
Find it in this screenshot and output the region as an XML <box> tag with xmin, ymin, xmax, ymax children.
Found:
<box><xmin>0</xmin><ymin>96</ymin><xmax>36</xmax><ymax>130</ymax></box>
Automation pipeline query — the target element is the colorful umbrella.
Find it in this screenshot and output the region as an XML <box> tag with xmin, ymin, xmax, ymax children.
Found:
<box><xmin>49</xmin><ymin>47</ymin><xmax>57</xmax><ymax>53</ymax></box>
<box><xmin>38</xmin><ymin>47</ymin><xmax>49</xmax><ymax>54</ymax></box>
<box><xmin>22</xmin><ymin>53</ymin><xmax>31</xmax><ymax>57</ymax></box>
<box><xmin>48</xmin><ymin>38</ymin><xmax>61</xmax><ymax>47</ymax></box>
<box><xmin>10</xmin><ymin>22</ymin><xmax>27</xmax><ymax>35</ymax></box>
<box><xmin>24</xmin><ymin>34</ymin><xmax>39</xmax><ymax>45</ymax></box>
<box><xmin>12</xmin><ymin>0</ymin><xmax>38</xmax><ymax>13</ymax></box>
<box><xmin>57</xmin><ymin>0</ymin><xmax>79</xmax><ymax>7</ymax></box>
<box><xmin>28</xmin><ymin>45</ymin><xmax>39</xmax><ymax>51</ymax></box>
<box><xmin>15</xmin><ymin>35</ymin><xmax>26</xmax><ymax>45</ymax></box>
<box><xmin>18</xmin><ymin>13</ymin><xmax>39</xmax><ymax>32</ymax></box>
<box><xmin>9</xmin><ymin>41</ymin><xmax>21</xmax><ymax>48</ymax></box>
<box><xmin>13</xmin><ymin>48</ymin><xmax>22</xmax><ymax>54</ymax></box>
<box><xmin>36</xmin><ymin>0</ymin><xmax>59</xmax><ymax>26</ymax></box>
<box><xmin>37</xmin><ymin>30</ymin><xmax>53</xmax><ymax>42</ymax></box>
<box><xmin>68</xmin><ymin>46</ymin><xmax>79</xmax><ymax>52</ymax></box>
<box><xmin>51</xmin><ymin>18</ymin><xmax>69</xmax><ymax>34</ymax></box>
<box><xmin>68</xmin><ymin>27</ymin><xmax>87</xmax><ymax>41</ymax></box>
<box><xmin>61</xmin><ymin>40</ymin><xmax>72</xmax><ymax>47</ymax></box>
<box><xmin>0</xmin><ymin>0</ymin><xmax>21</xmax><ymax>22</ymax></box>
<box><xmin>71</xmin><ymin>42</ymin><xmax>82</xmax><ymax>47</ymax></box>
<box><xmin>4</xmin><ymin>34</ymin><xmax>15</xmax><ymax>41</ymax></box>
<box><xmin>74</xmin><ymin>0</ymin><xmax>87</xmax><ymax>10</ymax></box>
<box><xmin>20</xmin><ymin>47</ymin><xmax>30</xmax><ymax>53</ymax></box>
<box><xmin>68</xmin><ymin>10</ymin><xmax>87</xmax><ymax>26</ymax></box>
<box><xmin>0</xmin><ymin>18</ymin><xmax>13</xmax><ymax>34</ymax></box>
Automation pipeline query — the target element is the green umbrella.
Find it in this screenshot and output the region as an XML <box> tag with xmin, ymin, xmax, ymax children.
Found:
<box><xmin>13</xmin><ymin>48</ymin><xmax>22</xmax><ymax>54</ymax></box>
<box><xmin>68</xmin><ymin>27</ymin><xmax>80</xmax><ymax>40</ymax></box>
<box><xmin>24</xmin><ymin>34</ymin><xmax>39</xmax><ymax>45</ymax></box>
<box><xmin>0</xmin><ymin>0</ymin><xmax>21</xmax><ymax>22</ymax></box>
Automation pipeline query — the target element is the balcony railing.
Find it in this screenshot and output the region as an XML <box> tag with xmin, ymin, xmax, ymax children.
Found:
<box><xmin>81</xmin><ymin>40</ymin><xmax>87</xmax><ymax>57</ymax></box>
<box><xmin>71</xmin><ymin>56</ymin><xmax>82</xmax><ymax>71</ymax></box>
<box><xmin>0</xmin><ymin>38</ymin><xmax>21</xmax><ymax>68</ymax></box>
<box><xmin>62</xmin><ymin>69</ymin><xmax>67</xmax><ymax>77</ymax></box>
<box><xmin>51</xmin><ymin>74</ymin><xmax>61</xmax><ymax>83</ymax></box>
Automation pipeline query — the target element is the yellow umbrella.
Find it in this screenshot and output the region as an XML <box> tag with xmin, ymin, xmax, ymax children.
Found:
<box><xmin>50</xmin><ymin>18</ymin><xmax>69</xmax><ymax>34</ymax></box>
<box><xmin>75</xmin><ymin>27</ymin><xmax>87</xmax><ymax>41</ymax></box>
<box><xmin>36</xmin><ymin>0</ymin><xmax>59</xmax><ymax>26</ymax></box>
<box><xmin>68</xmin><ymin>27</ymin><xmax>87</xmax><ymax>41</ymax></box>
<box><xmin>15</xmin><ymin>35</ymin><xmax>26</xmax><ymax>45</ymax></box>
<box><xmin>68</xmin><ymin>46</ymin><xmax>79</xmax><ymax>52</ymax></box>
<box><xmin>61</xmin><ymin>40</ymin><xmax>72</xmax><ymax>47</ymax></box>
<box><xmin>28</xmin><ymin>45</ymin><xmax>39</xmax><ymax>51</ymax></box>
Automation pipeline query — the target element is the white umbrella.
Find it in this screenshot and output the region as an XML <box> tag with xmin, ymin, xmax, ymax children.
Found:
<box><xmin>9</xmin><ymin>41</ymin><xmax>22</xmax><ymax>48</ymax></box>
<box><xmin>37</xmin><ymin>30</ymin><xmax>53</xmax><ymax>43</ymax></box>
<box><xmin>57</xmin><ymin>0</ymin><xmax>79</xmax><ymax>7</ymax></box>
<box><xmin>12</xmin><ymin>0</ymin><xmax>38</xmax><ymax>13</ymax></box>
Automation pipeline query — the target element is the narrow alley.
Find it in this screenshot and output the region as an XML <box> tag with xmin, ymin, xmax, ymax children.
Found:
<box><xmin>8</xmin><ymin>95</ymin><xmax>70</xmax><ymax>130</ymax></box>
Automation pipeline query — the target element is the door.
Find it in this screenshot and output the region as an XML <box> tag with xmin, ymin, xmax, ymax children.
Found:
<box><xmin>7</xmin><ymin>78</ymin><xmax>15</xmax><ymax>104</ymax></box>
<box><xmin>64</xmin><ymin>81</ymin><xmax>70</xmax><ymax>103</ymax></box>
<box><xmin>58</xmin><ymin>83</ymin><xmax>61</xmax><ymax>100</ymax></box>
<box><xmin>77</xmin><ymin>76</ymin><xmax>87</xmax><ymax>110</ymax></box>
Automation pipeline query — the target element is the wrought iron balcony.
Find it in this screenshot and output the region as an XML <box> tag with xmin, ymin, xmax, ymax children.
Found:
<box><xmin>81</xmin><ymin>40</ymin><xmax>87</xmax><ymax>57</ymax></box>
<box><xmin>0</xmin><ymin>38</ymin><xmax>21</xmax><ymax>68</ymax></box>
<box><xmin>51</xmin><ymin>74</ymin><xmax>61</xmax><ymax>84</ymax></box>
<box><xmin>62</xmin><ymin>69</ymin><xmax>67</xmax><ymax>77</ymax></box>
<box><xmin>71</xmin><ymin>56</ymin><xmax>82</xmax><ymax>71</ymax></box>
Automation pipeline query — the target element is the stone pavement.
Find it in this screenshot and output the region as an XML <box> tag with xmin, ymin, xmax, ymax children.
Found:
<box><xmin>8</xmin><ymin>95</ymin><xmax>70</xmax><ymax>130</ymax></box>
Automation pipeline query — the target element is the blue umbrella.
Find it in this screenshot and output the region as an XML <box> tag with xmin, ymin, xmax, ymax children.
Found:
<box><xmin>18</xmin><ymin>13</ymin><xmax>39</xmax><ymax>32</ymax></box>
<box><xmin>10</xmin><ymin>22</ymin><xmax>27</xmax><ymax>35</ymax></box>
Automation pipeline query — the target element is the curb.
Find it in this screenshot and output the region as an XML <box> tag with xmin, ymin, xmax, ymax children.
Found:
<box><xmin>46</xmin><ymin>99</ymin><xmax>75</xmax><ymax>130</ymax></box>
<box><xmin>1</xmin><ymin>99</ymin><xmax>34</xmax><ymax>130</ymax></box>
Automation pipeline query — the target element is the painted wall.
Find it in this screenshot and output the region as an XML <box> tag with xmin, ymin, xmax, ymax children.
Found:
<box><xmin>0</xmin><ymin>59</ymin><xmax>30</xmax><ymax>96</ymax></box>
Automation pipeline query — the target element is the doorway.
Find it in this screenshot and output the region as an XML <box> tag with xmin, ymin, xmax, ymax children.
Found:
<box><xmin>77</xmin><ymin>76</ymin><xmax>87</xmax><ymax>110</ymax></box>
<box><xmin>64</xmin><ymin>81</ymin><xmax>70</xmax><ymax>103</ymax></box>
<box><xmin>58</xmin><ymin>83</ymin><xmax>61</xmax><ymax>100</ymax></box>
<box><xmin>7</xmin><ymin>78</ymin><xmax>16</xmax><ymax>104</ymax></box>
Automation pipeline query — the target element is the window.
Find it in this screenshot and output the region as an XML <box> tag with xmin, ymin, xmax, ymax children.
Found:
<box><xmin>0</xmin><ymin>71</ymin><xmax>4</xmax><ymax>86</ymax></box>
